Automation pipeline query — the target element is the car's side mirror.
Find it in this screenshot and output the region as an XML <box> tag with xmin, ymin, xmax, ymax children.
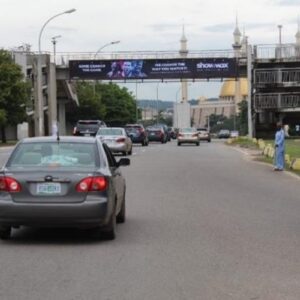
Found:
<box><xmin>117</xmin><ymin>158</ymin><xmax>130</xmax><ymax>167</ymax></box>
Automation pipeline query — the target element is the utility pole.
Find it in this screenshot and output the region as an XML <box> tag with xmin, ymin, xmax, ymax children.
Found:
<box><xmin>247</xmin><ymin>43</ymin><xmax>253</xmax><ymax>138</ymax></box>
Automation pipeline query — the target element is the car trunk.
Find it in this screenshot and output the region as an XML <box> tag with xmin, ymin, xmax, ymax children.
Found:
<box><xmin>5</xmin><ymin>169</ymin><xmax>97</xmax><ymax>204</ymax></box>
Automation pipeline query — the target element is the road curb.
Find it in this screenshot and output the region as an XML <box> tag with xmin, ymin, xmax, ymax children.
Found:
<box><xmin>230</xmin><ymin>145</ymin><xmax>300</xmax><ymax>181</ymax></box>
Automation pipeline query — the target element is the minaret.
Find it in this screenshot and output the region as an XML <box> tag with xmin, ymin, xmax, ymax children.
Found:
<box><xmin>232</xmin><ymin>15</ymin><xmax>242</xmax><ymax>57</ymax></box>
<box><xmin>232</xmin><ymin>15</ymin><xmax>242</xmax><ymax>115</ymax></box>
<box><xmin>179</xmin><ymin>25</ymin><xmax>188</xmax><ymax>103</ymax></box>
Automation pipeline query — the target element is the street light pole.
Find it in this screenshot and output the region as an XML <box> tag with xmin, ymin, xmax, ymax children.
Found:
<box><xmin>38</xmin><ymin>9</ymin><xmax>76</xmax><ymax>54</ymax></box>
<box><xmin>156</xmin><ymin>82</ymin><xmax>160</xmax><ymax>125</ymax></box>
<box><xmin>51</xmin><ymin>35</ymin><xmax>61</xmax><ymax>64</ymax></box>
<box><xmin>35</xmin><ymin>8</ymin><xmax>76</xmax><ymax>137</ymax></box>
<box><xmin>94</xmin><ymin>40</ymin><xmax>120</xmax><ymax>59</ymax></box>
<box><xmin>135</xmin><ymin>81</ymin><xmax>138</xmax><ymax>122</ymax></box>
<box><xmin>93</xmin><ymin>40</ymin><xmax>120</xmax><ymax>95</ymax></box>
<box><xmin>278</xmin><ymin>24</ymin><xmax>282</xmax><ymax>59</ymax></box>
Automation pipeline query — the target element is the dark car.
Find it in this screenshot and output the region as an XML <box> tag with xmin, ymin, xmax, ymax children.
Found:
<box><xmin>0</xmin><ymin>136</ymin><xmax>129</xmax><ymax>240</ymax></box>
<box><xmin>197</xmin><ymin>127</ymin><xmax>211</xmax><ymax>142</ymax></box>
<box><xmin>146</xmin><ymin>126</ymin><xmax>166</xmax><ymax>143</ymax></box>
<box><xmin>218</xmin><ymin>129</ymin><xmax>231</xmax><ymax>139</ymax></box>
<box><xmin>157</xmin><ymin>124</ymin><xmax>171</xmax><ymax>141</ymax></box>
<box><xmin>168</xmin><ymin>127</ymin><xmax>177</xmax><ymax>139</ymax></box>
<box><xmin>73</xmin><ymin>120</ymin><xmax>107</xmax><ymax>137</ymax></box>
<box><xmin>125</xmin><ymin>124</ymin><xmax>149</xmax><ymax>146</ymax></box>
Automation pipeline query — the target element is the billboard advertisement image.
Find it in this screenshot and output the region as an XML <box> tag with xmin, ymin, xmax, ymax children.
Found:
<box><xmin>69</xmin><ymin>58</ymin><xmax>238</xmax><ymax>80</ymax></box>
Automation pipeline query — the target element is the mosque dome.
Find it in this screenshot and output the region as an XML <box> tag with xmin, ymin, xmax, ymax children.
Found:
<box><xmin>219</xmin><ymin>78</ymin><xmax>248</xmax><ymax>98</ymax></box>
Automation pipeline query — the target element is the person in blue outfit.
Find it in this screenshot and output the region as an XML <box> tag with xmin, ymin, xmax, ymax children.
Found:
<box><xmin>274</xmin><ymin>122</ymin><xmax>285</xmax><ymax>171</ymax></box>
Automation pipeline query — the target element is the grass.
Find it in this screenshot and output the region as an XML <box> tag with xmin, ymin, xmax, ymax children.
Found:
<box><xmin>264</xmin><ymin>139</ymin><xmax>300</xmax><ymax>159</ymax></box>
<box><xmin>227</xmin><ymin>137</ymin><xmax>259</xmax><ymax>150</ymax></box>
<box><xmin>229</xmin><ymin>137</ymin><xmax>300</xmax><ymax>177</ymax></box>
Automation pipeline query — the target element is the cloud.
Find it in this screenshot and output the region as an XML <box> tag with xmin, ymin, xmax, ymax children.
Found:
<box><xmin>204</xmin><ymin>22</ymin><xmax>277</xmax><ymax>33</ymax></box>
<box><xmin>276</xmin><ymin>0</ymin><xmax>300</xmax><ymax>5</ymax></box>
<box><xmin>148</xmin><ymin>22</ymin><xmax>194</xmax><ymax>33</ymax></box>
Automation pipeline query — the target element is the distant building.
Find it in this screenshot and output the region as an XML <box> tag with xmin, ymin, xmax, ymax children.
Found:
<box><xmin>191</xmin><ymin>18</ymin><xmax>248</xmax><ymax>127</ymax></box>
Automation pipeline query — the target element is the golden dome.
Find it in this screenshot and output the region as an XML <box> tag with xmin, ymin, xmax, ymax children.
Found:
<box><xmin>219</xmin><ymin>78</ymin><xmax>248</xmax><ymax>98</ymax></box>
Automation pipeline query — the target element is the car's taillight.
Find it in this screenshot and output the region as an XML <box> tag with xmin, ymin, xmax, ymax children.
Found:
<box><xmin>73</xmin><ymin>127</ymin><xmax>77</xmax><ymax>135</ymax></box>
<box><xmin>116</xmin><ymin>138</ymin><xmax>126</xmax><ymax>143</ymax></box>
<box><xmin>178</xmin><ymin>133</ymin><xmax>183</xmax><ymax>137</ymax></box>
<box><xmin>0</xmin><ymin>176</ymin><xmax>21</xmax><ymax>192</ymax></box>
<box><xmin>76</xmin><ymin>177</ymin><xmax>108</xmax><ymax>192</ymax></box>
<box><xmin>138</xmin><ymin>128</ymin><xmax>144</xmax><ymax>133</ymax></box>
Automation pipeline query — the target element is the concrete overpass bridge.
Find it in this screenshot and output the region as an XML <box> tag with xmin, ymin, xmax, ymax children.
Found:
<box><xmin>12</xmin><ymin>44</ymin><xmax>300</xmax><ymax>138</ymax></box>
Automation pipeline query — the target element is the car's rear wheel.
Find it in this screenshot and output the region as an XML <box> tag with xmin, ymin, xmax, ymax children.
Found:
<box><xmin>101</xmin><ymin>204</ymin><xmax>116</xmax><ymax>240</ymax></box>
<box><xmin>128</xmin><ymin>147</ymin><xmax>132</xmax><ymax>155</ymax></box>
<box><xmin>196</xmin><ymin>142</ymin><xmax>200</xmax><ymax>146</ymax></box>
<box><xmin>177</xmin><ymin>142</ymin><xmax>181</xmax><ymax>146</ymax></box>
<box><xmin>117</xmin><ymin>190</ymin><xmax>126</xmax><ymax>223</ymax></box>
<box><xmin>0</xmin><ymin>226</ymin><xmax>11</xmax><ymax>240</ymax></box>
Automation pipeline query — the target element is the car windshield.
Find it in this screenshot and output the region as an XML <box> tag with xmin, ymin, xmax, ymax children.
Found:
<box><xmin>97</xmin><ymin>128</ymin><xmax>123</xmax><ymax>136</ymax></box>
<box><xmin>6</xmin><ymin>142</ymin><xmax>99</xmax><ymax>169</ymax></box>
<box><xmin>197</xmin><ymin>128</ymin><xmax>207</xmax><ymax>132</ymax></box>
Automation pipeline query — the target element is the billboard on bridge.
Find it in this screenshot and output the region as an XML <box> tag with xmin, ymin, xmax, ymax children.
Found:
<box><xmin>69</xmin><ymin>58</ymin><xmax>238</xmax><ymax>80</ymax></box>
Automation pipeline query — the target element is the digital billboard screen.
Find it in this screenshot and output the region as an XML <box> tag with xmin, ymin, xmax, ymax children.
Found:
<box><xmin>69</xmin><ymin>58</ymin><xmax>238</xmax><ymax>80</ymax></box>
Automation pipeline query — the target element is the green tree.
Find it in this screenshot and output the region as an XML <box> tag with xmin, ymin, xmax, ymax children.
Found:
<box><xmin>237</xmin><ymin>100</ymin><xmax>248</xmax><ymax>135</ymax></box>
<box><xmin>97</xmin><ymin>82</ymin><xmax>137</xmax><ymax>126</ymax></box>
<box><xmin>0</xmin><ymin>49</ymin><xmax>30</xmax><ymax>142</ymax></box>
<box><xmin>67</xmin><ymin>81</ymin><xmax>106</xmax><ymax>125</ymax></box>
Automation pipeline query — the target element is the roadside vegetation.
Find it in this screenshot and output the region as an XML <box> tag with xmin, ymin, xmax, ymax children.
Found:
<box><xmin>227</xmin><ymin>137</ymin><xmax>300</xmax><ymax>176</ymax></box>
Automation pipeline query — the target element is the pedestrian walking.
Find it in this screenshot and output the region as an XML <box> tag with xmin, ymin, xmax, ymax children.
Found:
<box><xmin>274</xmin><ymin>122</ymin><xmax>285</xmax><ymax>171</ymax></box>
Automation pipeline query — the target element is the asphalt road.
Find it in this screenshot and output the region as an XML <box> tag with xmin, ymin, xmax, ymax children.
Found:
<box><xmin>0</xmin><ymin>140</ymin><xmax>300</xmax><ymax>300</ymax></box>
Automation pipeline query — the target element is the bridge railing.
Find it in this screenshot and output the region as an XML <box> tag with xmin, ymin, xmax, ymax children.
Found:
<box><xmin>254</xmin><ymin>44</ymin><xmax>300</xmax><ymax>61</ymax></box>
<box><xmin>53</xmin><ymin>49</ymin><xmax>236</xmax><ymax>65</ymax></box>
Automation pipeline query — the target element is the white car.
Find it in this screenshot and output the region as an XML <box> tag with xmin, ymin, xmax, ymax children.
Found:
<box><xmin>97</xmin><ymin>127</ymin><xmax>133</xmax><ymax>156</ymax></box>
<box><xmin>177</xmin><ymin>128</ymin><xmax>200</xmax><ymax>146</ymax></box>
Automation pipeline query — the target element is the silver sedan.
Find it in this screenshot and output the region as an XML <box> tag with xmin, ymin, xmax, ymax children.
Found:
<box><xmin>177</xmin><ymin>127</ymin><xmax>200</xmax><ymax>146</ymax></box>
<box><xmin>97</xmin><ymin>127</ymin><xmax>133</xmax><ymax>156</ymax></box>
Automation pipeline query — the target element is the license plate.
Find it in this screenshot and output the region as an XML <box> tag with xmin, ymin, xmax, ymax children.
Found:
<box><xmin>84</xmin><ymin>133</ymin><xmax>91</xmax><ymax>137</ymax></box>
<box><xmin>37</xmin><ymin>183</ymin><xmax>61</xmax><ymax>194</ymax></box>
<box><xmin>150</xmin><ymin>133</ymin><xmax>155</xmax><ymax>136</ymax></box>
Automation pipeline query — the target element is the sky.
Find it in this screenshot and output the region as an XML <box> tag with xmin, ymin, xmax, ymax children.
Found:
<box><xmin>1</xmin><ymin>0</ymin><xmax>300</xmax><ymax>101</ymax></box>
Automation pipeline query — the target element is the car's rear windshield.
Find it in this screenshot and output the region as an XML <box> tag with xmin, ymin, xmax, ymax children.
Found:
<box><xmin>6</xmin><ymin>142</ymin><xmax>99</xmax><ymax>169</ymax></box>
<box><xmin>197</xmin><ymin>128</ymin><xmax>207</xmax><ymax>131</ymax></box>
<box><xmin>181</xmin><ymin>128</ymin><xmax>196</xmax><ymax>133</ymax></box>
<box><xmin>78</xmin><ymin>121</ymin><xmax>99</xmax><ymax>125</ymax></box>
<box><xmin>98</xmin><ymin>128</ymin><xmax>123</xmax><ymax>136</ymax></box>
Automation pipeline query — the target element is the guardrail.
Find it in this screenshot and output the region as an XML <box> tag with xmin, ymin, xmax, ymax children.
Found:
<box><xmin>254</xmin><ymin>44</ymin><xmax>300</xmax><ymax>61</ymax></box>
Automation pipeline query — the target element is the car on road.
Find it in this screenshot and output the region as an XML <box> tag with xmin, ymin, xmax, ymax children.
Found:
<box><xmin>73</xmin><ymin>120</ymin><xmax>107</xmax><ymax>137</ymax></box>
<box><xmin>96</xmin><ymin>127</ymin><xmax>133</xmax><ymax>156</ymax></box>
<box><xmin>146</xmin><ymin>126</ymin><xmax>166</xmax><ymax>143</ymax></box>
<box><xmin>168</xmin><ymin>127</ymin><xmax>177</xmax><ymax>139</ymax></box>
<box><xmin>125</xmin><ymin>124</ymin><xmax>149</xmax><ymax>146</ymax></box>
<box><xmin>218</xmin><ymin>129</ymin><xmax>231</xmax><ymax>139</ymax></box>
<box><xmin>197</xmin><ymin>127</ymin><xmax>211</xmax><ymax>142</ymax></box>
<box><xmin>0</xmin><ymin>136</ymin><xmax>130</xmax><ymax>240</ymax></box>
<box><xmin>177</xmin><ymin>127</ymin><xmax>200</xmax><ymax>146</ymax></box>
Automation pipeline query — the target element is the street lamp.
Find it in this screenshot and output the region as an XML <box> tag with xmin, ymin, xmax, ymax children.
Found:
<box><xmin>35</xmin><ymin>8</ymin><xmax>76</xmax><ymax>137</ymax></box>
<box><xmin>156</xmin><ymin>82</ymin><xmax>160</xmax><ymax>125</ymax></box>
<box><xmin>278</xmin><ymin>24</ymin><xmax>283</xmax><ymax>59</ymax></box>
<box><xmin>38</xmin><ymin>9</ymin><xmax>76</xmax><ymax>53</ymax></box>
<box><xmin>93</xmin><ymin>40</ymin><xmax>120</xmax><ymax>95</ymax></box>
<box><xmin>51</xmin><ymin>35</ymin><xmax>62</xmax><ymax>64</ymax></box>
<box><xmin>175</xmin><ymin>87</ymin><xmax>181</xmax><ymax>102</ymax></box>
<box><xmin>94</xmin><ymin>40</ymin><xmax>120</xmax><ymax>59</ymax></box>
